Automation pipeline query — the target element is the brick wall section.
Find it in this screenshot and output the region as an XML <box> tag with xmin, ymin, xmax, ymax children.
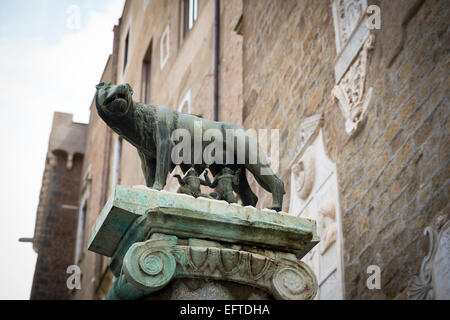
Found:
<box><xmin>242</xmin><ymin>0</ymin><xmax>338</xmax><ymax>210</ymax></box>
<box><xmin>242</xmin><ymin>0</ymin><xmax>449</xmax><ymax>299</ymax></box>
<box><xmin>50</xmin><ymin>0</ymin><xmax>448</xmax><ymax>300</ymax></box>
<box><xmin>340</xmin><ymin>0</ymin><xmax>449</xmax><ymax>299</ymax></box>
<box><xmin>218</xmin><ymin>0</ymin><xmax>244</xmax><ymax>126</ymax></box>
<box><xmin>30</xmin><ymin>152</ymin><xmax>83</xmax><ymax>300</ymax></box>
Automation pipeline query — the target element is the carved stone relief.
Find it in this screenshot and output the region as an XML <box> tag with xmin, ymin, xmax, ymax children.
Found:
<box><xmin>111</xmin><ymin>235</ymin><xmax>318</xmax><ymax>300</ymax></box>
<box><xmin>288</xmin><ymin>114</ymin><xmax>323</xmax><ymax>216</ymax></box>
<box><xmin>317</xmin><ymin>189</ymin><xmax>337</xmax><ymax>255</ymax></box>
<box><xmin>292</xmin><ymin>152</ymin><xmax>315</xmax><ymax>201</ymax></box>
<box><xmin>333</xmin><ymin>0</ymin><xmax>368</xmax><ymax>53</ymax></box>
<box><xmin>333</xmin><ymin>35</ymin><xmax>374</xmax><ymax>135</ymax></box>
<box><xmin>332</xmin><ymin>0</ymin><xmax>374</xmax><ymax>136</ymax></box>
<box><xmin>408</xmin><ymin>216</ymin><xmax>450</xmax><ymax>300</ymax></box>
<box><xmin>297</xmin><ymin>113</ymin><xmax>324</xmax><ymax>157</ymax></box>
<box><xmin>289</xmin><ymin>116</ymin><xmax>344</xmax><ymax>299</ymax></box>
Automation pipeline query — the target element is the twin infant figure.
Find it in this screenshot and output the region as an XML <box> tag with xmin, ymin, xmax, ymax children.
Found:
<box><xmin>173</xmin><ymin>167</ymin><xmax>241</xmax><ymax>204</ymax></box>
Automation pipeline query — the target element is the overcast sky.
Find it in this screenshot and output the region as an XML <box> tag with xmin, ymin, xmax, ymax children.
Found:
<box><xmin>0</xmin><ymin>0</ymin><xmax>124</xmax><ymax>299</ymax></box>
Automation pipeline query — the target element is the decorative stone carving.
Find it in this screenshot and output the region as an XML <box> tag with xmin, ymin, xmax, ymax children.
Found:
<box><xmin>109</xmin><ymin>234</ymin><xmax>318</xmax><ymax>300</ymax></box>
<box><xmin>123</xmin><ymin>236</ymin><xmax>177</xmax><ymax>294</ymax></box>
<box><xmin>289</xmin><ymin>127</ymin><xmax>344</xmax><ymax>300</ymax></box>
<box><xmin>333</xmin><ymin>0</ymin><xmax>368</xmax><ymax>53</ymax></box>
<box><xmin>88</xmin><ymin>185</ymin><xmax>320</xmax><ymax>300</ymax></box>
<box><xmin>332</xmin><ymin>35</ymin><xmax>374</xmax><ymax>135</ymax></box>
<box><xmin>292</xmin><ymin>152</ymin><xmax>315</xmax><ymax>201</ymax></box>
<box><xmin>289</xmin><ymin>113</ymin><xmax>323</xmax><ymax>211</ymax></box>
<box><xmin>332</xmin><ymin>0</ymin><xmax>374</xmax><ymax>136</ymax></box>
<box><xmin>408</xmin><ymin>216</ymin><xmax>450</xmax><ymax>300</ymax></box>
<box><xmin>317</xmin><ymin>190</ymin><xmax>337</xmax><ymax>255</ymax></box>
<box><xmin>296</xmin><ymin>113</ymin><xmax>324</xmax><ymax>158</ymax></box>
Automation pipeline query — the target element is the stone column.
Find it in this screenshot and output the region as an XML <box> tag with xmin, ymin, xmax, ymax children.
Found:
<box><xmin>88</xmin><ymin>185</ymin><xmax>319</xmax><ymax>300</ymax></box>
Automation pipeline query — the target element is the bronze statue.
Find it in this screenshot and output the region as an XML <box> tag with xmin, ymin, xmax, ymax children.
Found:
<box><xmin>173</xmin><ymin>168</ymin><xmax>212</xmax><ymax>199</ymax></box>
<box><xmin>95</xmin><ymin>82</ymin><xmax>285</xmax><ymax>211</ymax></box>
<box><xmin>209</xmin><ymin>167</ymin><xmax>241</xmax><ymax>204</ymax></box>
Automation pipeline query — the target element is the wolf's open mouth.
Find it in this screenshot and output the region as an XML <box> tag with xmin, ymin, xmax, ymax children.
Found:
<box><xmin>105</xmin><ymin>93</ymin><xmax>127</xmax><ymax>105</ymax></box>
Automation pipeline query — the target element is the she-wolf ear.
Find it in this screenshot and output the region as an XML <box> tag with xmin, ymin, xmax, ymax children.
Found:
<box><xmin>95</xmin><ymin>82</ymin><xmax>106</xmax><ymax>90</ymax></box>
<box><xmin>125</xmin><ymin>83</ymin><xmax>134</xmax><ymax>95</ymax></box>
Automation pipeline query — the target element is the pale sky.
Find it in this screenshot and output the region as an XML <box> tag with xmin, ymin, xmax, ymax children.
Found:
<box><xmin>0</xmin><ymin>0</ymin><xmax>125</xmax><ymax>299</ymax></box>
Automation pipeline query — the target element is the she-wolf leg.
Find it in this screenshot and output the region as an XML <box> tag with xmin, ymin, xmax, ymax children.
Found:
<box><xmin>138</xmin><ymin>150</ymin><xmax>155</xmax><ymax>188</ymax></box>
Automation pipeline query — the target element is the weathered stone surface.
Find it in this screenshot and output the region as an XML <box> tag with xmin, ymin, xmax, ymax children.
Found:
<box><xmin>89</xmin><ymin>185</ymin><xmax>318</xmax><ymax>260</ymax></box>
<box><xmin>88</xmin><ymin>185</ymin><xmax>319</xmax><ymax>300</ymax></box>
<box><xmin>66</xmin><ymin>0</ymin><xmax>449</xmax><ymax>300</ymax></box>
<box><xmin>147</xmin><ymin>279</ymin><xmax>272</xmax><ymax>300</ymax></box>
<box><xmin>107</xmin><ymin>234</ymin><xmax>317</xmax><ymax>300</ymax></box>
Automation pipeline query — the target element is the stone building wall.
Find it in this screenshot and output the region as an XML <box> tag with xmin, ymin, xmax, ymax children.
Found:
<box><xmin>72</xmin><ymin>57</ymin><xmax>114</xmax><ymax>300</ymax></box>
<box><xmin>241</xmin><ymin>0</ymin><xmax>449</xmax><ymax>299</ymax></box>
<box><xmin>30</xmin><ymin>113</ymin><xmax>87</xmax><ymax>300</ymax></box>
<box><xmin>33</xmin><ymin>0</ymin><xmax>448</xmax><ymax>300</ymax></box>
<box><xmin>218</xmin><ymin>0</ymin><xmax>244</xmax><ymax>126</ymax></box>
<box><xmin>111</xmin><ymin>0</ymin><xmax>244</xmax><ymax>189</ymax></box>
<box><xmin>339</xmin><ymin>0</ymin><xmax>449</xmax><ymax>299</ymax></box>
<box><xmin>71</xmin><ymin>0</ymin><xmax>245</xmax><ymax>299</ymax></box>
<box><xmin>242</xmin><ymin>0</ymin><xmax>337</xmax><ymax>210</ymax></box>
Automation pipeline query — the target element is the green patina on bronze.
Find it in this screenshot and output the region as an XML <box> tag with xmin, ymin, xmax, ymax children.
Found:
<box><xmin>107</xmin><ymin>234</ymin><xmax>318</xmax><ymax>300</ymax></box>
<box><xmin>88</xmin><ymin>186</ymin><xmax>319</xmax><ymax>300</ymax></box>
<box><xmin>88</xmin><ymin>186</ymin><xmax>318</xmax><ymax>275</ymax></box>
<box><xmin>95</xmin><ymin>82</ymin><xmax>285</xmax><ymax>211</ymax></box>
<box><xmin>208</xmin><ymin>167</ymin><xmax>241</xmax><ymax>203</ymax></box>
<box><xmin>172</xmin><ymin>168</ymin><xmax>212</xmax><ymax>199</ymax></box>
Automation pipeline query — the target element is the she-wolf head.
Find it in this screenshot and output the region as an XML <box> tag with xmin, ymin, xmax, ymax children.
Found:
<box><xmin>95</xmin><ymin>82</ymin><xmax>134</xmax><ymax>117</ymax></box>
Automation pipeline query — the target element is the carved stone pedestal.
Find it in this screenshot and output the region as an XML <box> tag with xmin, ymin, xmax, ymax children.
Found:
<box><xmin>88</xmin><ymin>185</ymin><xmax>319</xmax><ymax>300</ymax></box>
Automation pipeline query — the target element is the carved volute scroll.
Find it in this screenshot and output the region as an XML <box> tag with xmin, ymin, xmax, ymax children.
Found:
<box><xmin>111</xmin><ymin>235</ymin><xmax>318</xmax><ymax>300</ymax></box>
<box><xmin>408</xmin><ymin>216</ymin><xmax>450</xmax><ymax>300</ymax></box>
<box><xmin>89</xmin><ymin>185</ymin><xmax>320</xmax><ymax>300</ymax></box>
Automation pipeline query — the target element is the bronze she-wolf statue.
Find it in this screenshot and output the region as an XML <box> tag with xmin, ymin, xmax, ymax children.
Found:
<box><xmin>95</xmin><ymin>82</ymin><xmax>285</xmax><ymax>211</ymax></box>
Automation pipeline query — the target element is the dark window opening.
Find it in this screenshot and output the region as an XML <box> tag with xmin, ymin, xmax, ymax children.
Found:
<box><xmin>183</xmin><ymin>0</ymin><xmax>198</xmax><ymax>39</ymax></box>
<box><xmin>123</xmin><ymin>30</ymin><xmax>129</xmax><ymax>72</ymax></box>
<box><xmin>75</xmin><ymin>200</ymin><xmax>88</xmax><ymax>264</ymax></box>
<box><xmin>142</xmin><ymin>41</ymin><xmax>152</xmax><ymax>104</ymax></box>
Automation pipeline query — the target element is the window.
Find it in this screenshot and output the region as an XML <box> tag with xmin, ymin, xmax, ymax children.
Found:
<box><xmin>142</xmin><ymin>41</ymin><xmax>152</xmax><ymax>104</ymax></box>
<box><xmin>123</xmin><ymin>30</ymin><xmax>130</xmax><ymax>73</ymax></box>
<box><xmin>178</xmin><ymin>89</ymin><xmax>191</xmax><ymax>114</ymax></box>
<box><xmin>75</xmin><ymin>194</ymin><xmax>88</xmax><ymax>264</ymax></box>
<box><xmin>183</xmin><ymin>0</ymin><xmax>198</xmax><ymax>38</ymax></box>
<box><xmin>74</xmin><ymin>165</ymin><xmax>91</xmax><ymax>265</ymax></box>
<box><xmin>160</xmin><ymin>25</ymin><xmax>170</xmax><ymax>70</ymax></box>
<box><xmin>111</xmin><ymin>136</ymin><xmax>122</xmax><ymax>187</ymax></box>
